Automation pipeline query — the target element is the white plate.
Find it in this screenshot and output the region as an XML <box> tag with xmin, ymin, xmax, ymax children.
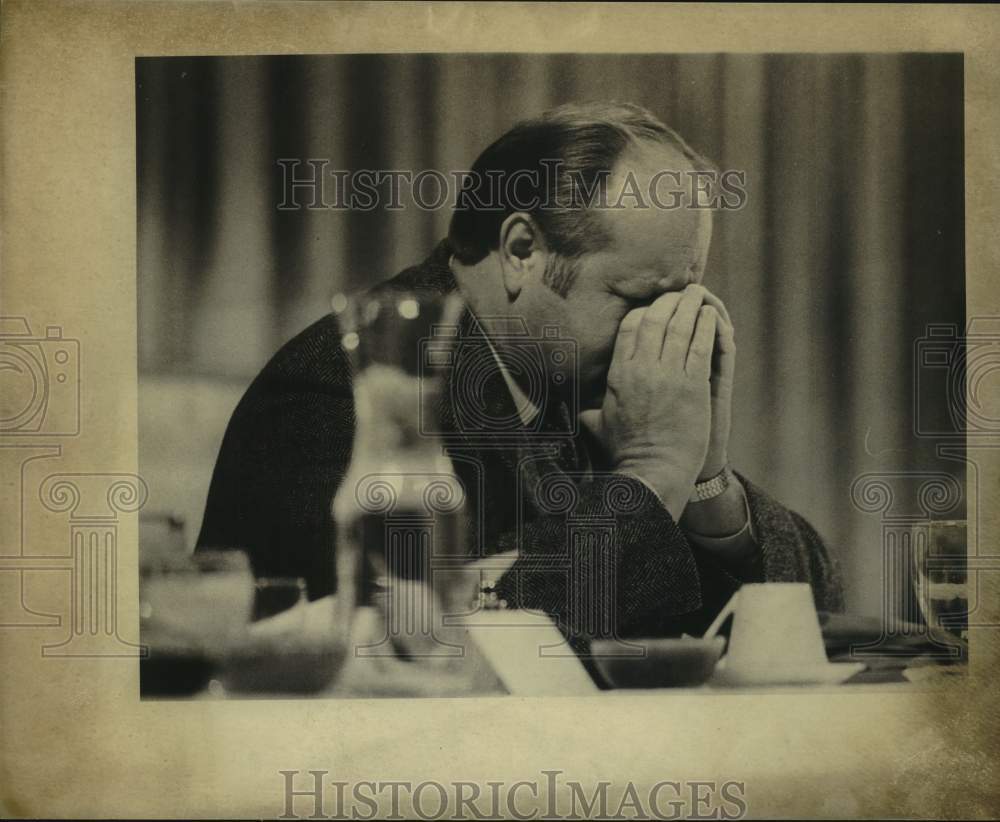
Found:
<box><xmin>709</xmin><ymin>660</ymin><xmax>866</xmax><ymax>688</ymax></box>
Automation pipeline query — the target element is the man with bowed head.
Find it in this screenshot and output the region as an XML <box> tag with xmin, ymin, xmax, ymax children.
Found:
<box><xmin>198</xmin><ymin>101</ymin><xmax>843</xmax><ymax>649</ymax></box>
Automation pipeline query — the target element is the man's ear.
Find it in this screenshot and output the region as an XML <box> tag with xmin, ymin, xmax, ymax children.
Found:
<box><xmin>498</xmin><ymin>212</ymin><xmax>548</xmax><ymax>302</ymax></box>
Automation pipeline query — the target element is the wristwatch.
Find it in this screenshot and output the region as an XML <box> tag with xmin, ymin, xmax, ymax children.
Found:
<box><xmin>692</xmin><ymin>464</ymin><xmax>732</xmax><ymax>502</ymax></box>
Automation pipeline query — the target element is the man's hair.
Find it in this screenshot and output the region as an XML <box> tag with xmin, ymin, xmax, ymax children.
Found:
<box><xmin>448</xmin><ymin>101</ymin><xmax>708</xmax><ymax>296</ymax></box>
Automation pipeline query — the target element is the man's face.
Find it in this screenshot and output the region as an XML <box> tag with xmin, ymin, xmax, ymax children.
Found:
<box><xmin>523</xmin><ymin>142</ymin><xmax>714</xmax><ymax>410</ymax></box>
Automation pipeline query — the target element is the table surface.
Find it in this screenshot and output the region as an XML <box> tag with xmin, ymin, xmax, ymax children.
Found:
<box><xmin>150</xmin><ymin>599</ymin><xmax>966</xmax><ymax>700</ymax></box>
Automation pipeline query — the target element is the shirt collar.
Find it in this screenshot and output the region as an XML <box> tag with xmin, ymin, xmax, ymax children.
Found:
<box><xmin>444</xmin><ymin>247</ymin><xmax>542</xmax><ymax>429</ymax></box>
<box><xmin>482</xmin><ymin>331</ymin><xmax>541</xmax><ymax>428</ymax></box>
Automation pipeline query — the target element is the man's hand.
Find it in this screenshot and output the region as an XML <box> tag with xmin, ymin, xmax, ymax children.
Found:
<box><xmin>674</xmin><ymin>289</ymin><xmax>754</xmax><ymax>559</ymax></box>
<box><xmin>583</xmin><ymin>284</ymin><xmax>718</xmax><ymax>521</ymax></box>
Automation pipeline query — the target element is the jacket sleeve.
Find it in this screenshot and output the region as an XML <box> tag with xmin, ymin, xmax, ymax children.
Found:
<box><xmin>491</xmin><ymin>471</ymin><xmax>845</xmax><ymax>647</ymax></box>
<box><xmin>196</xmin><ymin>315</ymin><xmax>356</xmax><ymax>600</ymax></box>
<box><xmin>490</xmin><ymin>472</ymin><xmax>705</xmax><ymax>647</ymax></box>
<box><xmin>741</xmin><ymin>474</ymin><xmax>845</xmax><ymax>613</ymax></box>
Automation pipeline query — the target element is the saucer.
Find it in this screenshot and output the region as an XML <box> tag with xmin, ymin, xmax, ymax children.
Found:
<box><xmin>709</xmin><ymin>659</ymin><xmax>866</xmax><ymax>688</ymax></box>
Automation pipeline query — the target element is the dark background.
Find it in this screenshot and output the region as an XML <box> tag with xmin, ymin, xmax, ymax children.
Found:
<box><xmin>137</xmin><ymin>53</ymin><xmax>965</xmax><ymax>616</ymax></box>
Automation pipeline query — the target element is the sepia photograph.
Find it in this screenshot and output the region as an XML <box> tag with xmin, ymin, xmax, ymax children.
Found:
<box><xmin>136</xmin><ymin>52</ymin><xmax>968</xmax><ymax>700</ymax></box>
<box><xmin>2</xmin><ymin>3</ymin><xmax>998</xmax><ymax>820</ymax></box>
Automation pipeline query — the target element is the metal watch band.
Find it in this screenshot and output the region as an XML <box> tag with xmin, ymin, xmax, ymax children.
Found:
<box><xmin>692</xmin><ymin>465</ymin><xmax>731</xmax><ymax>502</ymax></box>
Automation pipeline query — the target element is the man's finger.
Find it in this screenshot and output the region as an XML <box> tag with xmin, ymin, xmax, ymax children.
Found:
<box><xmin>700</xmin><ymin>289</ymin><xmax>731</xmax><ymax>327</ymax></box>
<box><xmin>662</xmin><ymin>285</ymin><xmax>708</xmax><ymax>368</ymax></box>
<box><xmin>686</xmin><ymin>305</ymin><xmax>717</xmax><ymax>376</ymax></box>
<box><xmin>701</xmin><ymin>289</ymin><xmax>735</xmax><ymax>352</ymax></box>
<box><xmin>607</xmin><ymin>306</ymin><xmax>646</xmax><ymax>385</ymax></box>
<box><xmin>632</xmin><ymin>290</ymin><xmax>683</xmax><ymax>362</ymax></box>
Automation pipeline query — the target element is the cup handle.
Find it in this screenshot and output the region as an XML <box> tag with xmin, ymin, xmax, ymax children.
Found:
<box><xmin>703</xmin><ymin>590</ymin><xmax>740</xmax><ymax>640</ymax></box>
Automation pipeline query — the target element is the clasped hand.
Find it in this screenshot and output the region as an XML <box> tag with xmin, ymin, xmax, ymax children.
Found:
<box><xmin>581</xmin><ymin>284</ymin><xmax>736</xmax><ymax>522</ymax></box>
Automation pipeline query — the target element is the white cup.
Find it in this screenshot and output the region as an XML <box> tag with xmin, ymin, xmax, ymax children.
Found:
<box><xmin>706</xmin><ymin>583</ymin><xmax>861</xmax><ymax>686</ymax></box>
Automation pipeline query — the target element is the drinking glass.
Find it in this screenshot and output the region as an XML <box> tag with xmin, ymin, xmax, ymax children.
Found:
<box><xmin>912</xmin><ymin>519</ymin><xmax>968</xmax><ymax>641</ymax></box>
<box><xmin>330</xmin><ymin>289</ymin><xmax>494</xmax><ymax>692</ymax></box>
<box><xmin>139</xmin><ymin>549</ymin><xmax>254</xmax><ymax>695</ymax></box>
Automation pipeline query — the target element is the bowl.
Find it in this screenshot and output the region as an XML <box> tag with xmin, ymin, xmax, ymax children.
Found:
<box><xmin>139</xmin><ymin>650</ymin><xmax>214</xmax><ymax>697</ymax></box>
<box><xmin>218</xmin><ymin>645</ymin><xmax>345</xmax><ymax>695</ymax></box>
<box><xmin>591</xmin><ymin>637</ymin><xmax>725</xmax><ymax>689</ymax></box>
